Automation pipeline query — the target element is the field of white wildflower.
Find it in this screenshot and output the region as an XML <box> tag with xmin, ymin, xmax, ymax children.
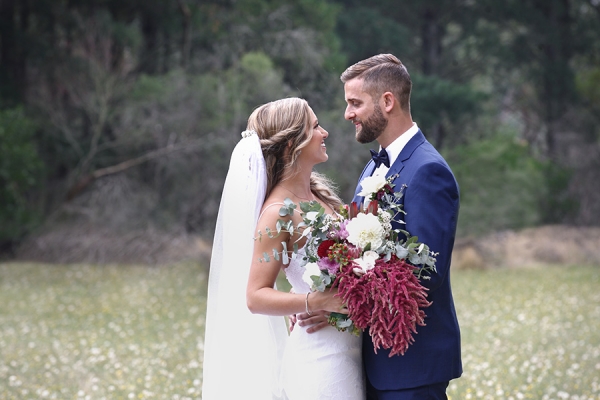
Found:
<box><xmin>0</xmin><ymin>262</ymin><xmax>207</xmax><ymax>399</ymax></box>
<box><xmin>449</xmin><ymin>266</ymin><xmax>600</xmax><ymax>400</ymax></box>
<box><xmin>0</xmin><ymin>262</ymin><xmax>598</xmax><ymax>399</ymax></box>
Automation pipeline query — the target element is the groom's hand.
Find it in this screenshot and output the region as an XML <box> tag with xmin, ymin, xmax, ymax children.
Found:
<box><xmin>295</xmin><ymin>310</ymin><xmax>330</xmax><ymax>333</ymax></box>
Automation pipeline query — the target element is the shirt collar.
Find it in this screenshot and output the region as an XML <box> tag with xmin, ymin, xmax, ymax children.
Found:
<box><xmin>382</xmin><ymin>122</ymin><xmax>419</xmax><ymax>165</ymax></box>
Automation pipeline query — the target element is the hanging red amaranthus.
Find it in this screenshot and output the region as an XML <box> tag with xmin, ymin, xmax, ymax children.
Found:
<box><xmin>277</xmin><ymin>174</ymin><xmax>437</xmax><ymax>354</ymax></box>
<box><xmin>334</xmin><ymin>256</ymin><xmax>432</xmax><ymax>357</ymax></box>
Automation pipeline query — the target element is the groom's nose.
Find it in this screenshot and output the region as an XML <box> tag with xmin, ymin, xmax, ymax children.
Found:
<box><xmin>344</xmin><ymin>106</ymin><xmax>354</xmax><ymax>120</ymax></box>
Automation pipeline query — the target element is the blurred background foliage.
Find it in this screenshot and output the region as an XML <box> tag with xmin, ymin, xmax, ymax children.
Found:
<box><xmin>0</xmin><ymin>0</ymin><xmax>599</xmax><ymax>257</ymax></box>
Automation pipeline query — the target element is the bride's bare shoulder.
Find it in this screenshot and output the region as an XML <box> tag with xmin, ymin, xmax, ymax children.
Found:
<box><xmin>258</xmin><ymin>193</ymin><xmax>288</xmax><ymax>223</ymax></box>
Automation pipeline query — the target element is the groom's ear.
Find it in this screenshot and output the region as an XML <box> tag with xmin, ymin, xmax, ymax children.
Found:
<box><xmin>381</xmin><ymin>92</ymin><xmax>395</xmax><ymax>113</ymax></box>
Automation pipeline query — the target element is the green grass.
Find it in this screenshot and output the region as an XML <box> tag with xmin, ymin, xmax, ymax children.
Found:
<box><xmin>449</xmin><ymin>266</ymin><xmax>600</xmax><ymax>400</ymax></box>
<box><xmin>0</xmin><ymin>263</ymin><xmax>598</xmax><ymax>399</ymax></box>
<box><xmin>0</xmin><ymin>262</ymin><xmax>207</xmax><ymax>399</ymax></box>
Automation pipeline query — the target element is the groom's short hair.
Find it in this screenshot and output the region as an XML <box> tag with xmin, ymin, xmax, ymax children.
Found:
<box><xmin>340</xmin><ymin>54</ymin><xmax>412</xmax><ymax>113</ymax></box>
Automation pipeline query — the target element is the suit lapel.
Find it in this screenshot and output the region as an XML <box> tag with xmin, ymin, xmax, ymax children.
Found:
<box><xmin>386</xmin><ymin>130</ymin><xmax>426</xmax><ymax>178</ymax></box>
<box><xmin>352</xmin><ymin>160</ymin><xmax>376</xmax><ymax>203</ymax></box>
<box><xmin>364</xmin><ymin>161</ymin><xmax>377</xmax><ymax>179</ymax></box>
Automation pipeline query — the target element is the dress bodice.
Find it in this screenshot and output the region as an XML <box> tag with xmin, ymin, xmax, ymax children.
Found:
<box><xmin>283</xmin><ymin>247</ymin><xmax>311</xmax><ymax>295</ymax></box>
<box><xmin>281</xmin><ymin>243</ymin><xmax>365</xmax><ymax>400</ymax></box>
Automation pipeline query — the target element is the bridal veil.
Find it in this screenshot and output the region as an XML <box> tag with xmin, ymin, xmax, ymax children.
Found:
<box><xmin>202</xmin><ymin>131</ymin><xmax>288</xmax><ymax>399</ymax></box>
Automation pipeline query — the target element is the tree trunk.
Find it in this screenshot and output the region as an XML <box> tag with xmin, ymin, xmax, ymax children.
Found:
<box><xmin>539</xmin><ymin>0</ymin><xmax>574</xmax><ymax>160</ymax></box>
<box><xmin>0</xmin><ymin>0</ymin><xmax>26</xmax><ymax>103</ymax></box>
<box><xmin>141</xmin><ymin>15</ymin><xmax>159</xmax><ymax>74</ymax></box>
<box><xmin>420</xmin><ymin>7</ymin><xmax>442</xmax><ymax>76</ymax></box>
<box><xmin>178</xmin><ymin>0</ymin><xmax>191</xmax><ymax>69</ymax></box>
<box><xmin>420</xmin><ymin>6</ymin><xmax>446</xmax><ymax>147</ymax></box>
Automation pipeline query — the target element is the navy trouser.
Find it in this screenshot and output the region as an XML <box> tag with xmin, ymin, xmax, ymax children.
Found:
<box><xmin>366</xmin><ymin>379</ymin><xmax>449</xmax><ymax>400</ymax></box>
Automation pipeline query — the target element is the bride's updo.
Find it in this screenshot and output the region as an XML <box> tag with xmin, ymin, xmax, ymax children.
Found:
<box><xmin>246</xmin><ymin>97</ymin><xmax>342</xmax><ymax>210</ymax></box>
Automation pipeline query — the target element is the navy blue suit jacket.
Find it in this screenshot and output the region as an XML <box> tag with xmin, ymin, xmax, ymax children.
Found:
<box><xmin>353</xmin><ymin>130</ymin><xmax>462</xmax><ymax>390</ymax></box>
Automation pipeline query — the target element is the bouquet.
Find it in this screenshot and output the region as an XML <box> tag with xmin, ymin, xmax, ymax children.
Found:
<box><xmin>263</xmin><ymin>174</ymin><xmax>438</xmax><ymax>357</ymax></box>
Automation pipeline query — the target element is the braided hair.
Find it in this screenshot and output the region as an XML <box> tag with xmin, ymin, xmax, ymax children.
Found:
<box><xmin>246</xmin><ymin>98</ymin><xmax>342</xmax><ymax>210</ymax></box>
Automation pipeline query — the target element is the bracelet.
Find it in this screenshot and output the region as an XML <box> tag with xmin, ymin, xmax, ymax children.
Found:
<box><xmin>305</xmin><ymin>292</ymin><xmax>313</xmax><ymax>316</ymax></box>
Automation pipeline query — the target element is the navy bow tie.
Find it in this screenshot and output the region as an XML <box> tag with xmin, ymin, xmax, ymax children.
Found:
<box><xmin>370</xmin><ymin>148</ymin><xmax>390</xmax><ymax>168</ymax></box>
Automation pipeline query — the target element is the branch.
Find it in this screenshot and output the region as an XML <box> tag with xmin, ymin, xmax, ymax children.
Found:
<box><xmin>65</xmin><ymin>138</ymin><xmax>203</xmax><ymax>201</ymax></box>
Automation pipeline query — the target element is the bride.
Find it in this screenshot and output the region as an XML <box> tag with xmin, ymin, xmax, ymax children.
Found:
<box><xmin>202</xmin><ymin>98</ymin><xmax>365</xmax><ymax>399</ymax></box>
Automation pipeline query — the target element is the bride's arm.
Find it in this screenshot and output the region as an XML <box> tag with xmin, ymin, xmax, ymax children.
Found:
<box><xmin>246</xmin><ymin>206</ymin><xmax>346</xmax><ymax>316</ymax></box>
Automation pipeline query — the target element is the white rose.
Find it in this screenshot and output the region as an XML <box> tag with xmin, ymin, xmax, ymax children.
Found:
<box><xmin>357</xmin><ymin>175</ymin><xmax>387</xmax><ymax>198</ymax></box>
<box><xmin>302</xmin><ymin>262</ymin><xmax>321</xmax><ymax>287</ymax></box>
<box><xmin>352</xmin><ymin>250</ymin><xmax>380</xmax><ymax>275</ymax></box>
<box><xmin>345</xmin><ymin>213</ymin><xmax>385</xmax><ymax>250</ymax></box>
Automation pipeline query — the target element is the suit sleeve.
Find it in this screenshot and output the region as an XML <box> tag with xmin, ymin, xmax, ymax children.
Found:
<box><xmin>402</xmin><ymin>161</ymin><xmax>459</xmax><ymax>291</ymax></box>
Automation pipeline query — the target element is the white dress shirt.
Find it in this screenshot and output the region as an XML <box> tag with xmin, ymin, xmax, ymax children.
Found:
<box><xmin>372</xmin><ymin>123</ymin><xmax>420</xmax><ymax>177</ymax></box>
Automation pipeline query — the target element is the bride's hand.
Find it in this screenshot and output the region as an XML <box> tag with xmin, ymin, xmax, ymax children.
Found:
<box><xmin>311</xmin><ymin>289</ymin><xmax>348</xmax><ymax>315</ymax></box>
<box><xmin>294</xmin><ymin>290</ymin><xmax>348</xmax><ymax>334</ymax></box>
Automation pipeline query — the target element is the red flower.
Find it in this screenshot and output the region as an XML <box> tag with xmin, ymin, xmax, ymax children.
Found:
<box><xmin>366</xmin><ymin>200</ymin><xmax>378</xmax><ymax>215</ymax></box>
<box><xmin>334</xmin><ymin>257</ymin><xmax>431</xmax><ymax>357</ymax></box>
<box><xmin>317</xmin><ymin>239</ymin><xmax>336</xmax><ymax>258</ymax></box>
<box><xmin>349</xmin><ymin>202</ymin><xmax>359</xmax><ymax>219</ymax></box>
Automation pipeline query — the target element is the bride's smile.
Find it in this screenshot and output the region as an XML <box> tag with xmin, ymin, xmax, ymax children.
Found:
<box><xmin>301</xmin><ymin>107</ymin><xmax>329</xmax><ymax>165</ymax></box>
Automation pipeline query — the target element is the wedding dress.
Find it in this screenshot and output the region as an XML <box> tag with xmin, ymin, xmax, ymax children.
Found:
<box><xmin>282</xmin><ymin>247</ymin><xmax>365</xmax><ymax>400</ymax></box>
<box><xmin>203</xmin><ymin>131</ymin><xmax>364</xmax><ymax>399</ymax></box>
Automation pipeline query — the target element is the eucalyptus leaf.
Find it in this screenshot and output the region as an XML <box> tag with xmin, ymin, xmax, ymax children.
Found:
<box><xmin>336</xmin><ymin>318</ymin><xmax>353</xmax><ymax>329</ymax></box>
<box><xmin>398</xmin><ymin>229</ymin><xmax>410</xmax><ymax>237</ymax></box>
<box><xmin>316</xmin><ymin>231</ymin><xmax>328</xmax><ymax>240</ymax></box>
<box><xmin>406</xmin><ymin>236</ymin><xmax>418</xmax><ymax>244</ymax></box>
<box><xmin>300</xmin><ymin>202</ymin><xmax>313</xmax><ymax>213</ymax></box>
<box><xmin>281</xmin><ymin>241</ymin><xmax>289</xmax><ymax>265</ymax></box>
<box><xmin>279</xmin><ymin>199</ymin><xmax>297</xmax><ymax>217</ymax></box>
<box><xmin>285</xmin><ymin>220</ymin><xmax>295</xmax><ymax>233</ymax></box>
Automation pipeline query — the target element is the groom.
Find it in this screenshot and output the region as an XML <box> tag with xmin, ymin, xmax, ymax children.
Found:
<box><xmin>343</xmin><ymin>54</ymin><xmax>462</xmax><ymax>399</ymax></box>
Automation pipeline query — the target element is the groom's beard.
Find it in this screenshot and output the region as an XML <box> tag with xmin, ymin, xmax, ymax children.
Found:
<box><xmin>356</xmin><ymin>103</ymin><xmax>388</xmax><ymax>144</ymax></box>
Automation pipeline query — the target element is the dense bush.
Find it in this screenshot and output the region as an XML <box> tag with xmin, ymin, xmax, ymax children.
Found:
<box><xmin>448</xmin><ymin>132</ymin><xmax>550</xmax><ymax>237</ymax></box>
<box><xmin>1</xmin><ymin>0</ymin><xmax>598</xmax><ymax>256</ymax></box>
<box><xmin>0</xmin><ymin>109</ymin><xmax>42</xmax><ymax>245</ymax></box>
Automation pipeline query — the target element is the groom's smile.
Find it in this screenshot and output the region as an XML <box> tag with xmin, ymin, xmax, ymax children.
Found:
<box><xmin>344</xmin><ymin>78</ymin><xmax>387</xmax><ymax>143</ymax></box>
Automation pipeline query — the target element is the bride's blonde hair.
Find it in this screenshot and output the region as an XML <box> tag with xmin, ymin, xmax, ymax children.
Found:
<box><xmin>246</xmin><ymin>97</ymin><xmax>342</xmax><ymax>210</ymax></box>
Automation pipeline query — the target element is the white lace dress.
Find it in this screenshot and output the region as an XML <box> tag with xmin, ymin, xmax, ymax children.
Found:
<box><xmin>282</xmin><ymin>249</ymin><xmax>365</xmax><ymax>400</ymax></box>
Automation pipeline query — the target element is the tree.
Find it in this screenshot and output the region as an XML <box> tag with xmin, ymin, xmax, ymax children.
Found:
<box><xmin>0</xmin><ymin>0</ymin><xmax>29</xmax><ymax>104</ymax></box>
<box><xmin>28</xmin><ymin>11</ymin><xmax>139</xmax><ymax>190</ymax></box>
<box><xmin>473</xmin><ymin>0</ymin><xmax>599</xmax><ymax>159</ymax></box>
<box><xmin>333</xmin><ymin>0</ymin><xmax>485</xmax><ymax>147</ymax></box>
<box><xmin>0</xmin><ymin>108</ymin><xmax>41</xmax><ymax>249</ymax></box>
